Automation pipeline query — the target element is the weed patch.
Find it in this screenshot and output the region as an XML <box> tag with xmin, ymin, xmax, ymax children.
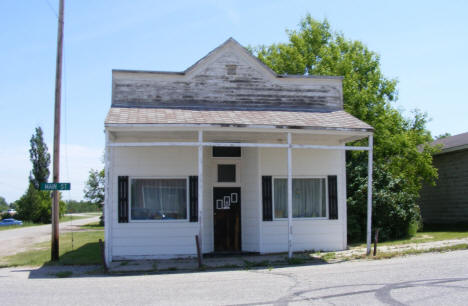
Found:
<box><xmin>286</xmin><ymin>257</ymin><xmax>306</xmax><ymax>265</ymax></box>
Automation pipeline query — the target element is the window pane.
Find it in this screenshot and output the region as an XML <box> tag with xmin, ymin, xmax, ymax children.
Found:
<box><xmin>274</xmin><ymin>179</ymin><xmax>287</xmax><ymax>218</ymax></box>
<box><xmin>274</xmin><ymin>178</ymin><xmax>326</xmax><ymax>218</ymax></box>
<box><xmin>213</xmin><ymin>147</ymin><xmax>241</xmax><ymax>157</ymax></box>
<box><xmin>218</xmin><ymin>164</ymin><xmax>236</xmax><ymax>182</ymax></box>
<box><xmin>131</xmin><ymin>179</ymin><xmax>187</xmax><ymax>220</ymax></box>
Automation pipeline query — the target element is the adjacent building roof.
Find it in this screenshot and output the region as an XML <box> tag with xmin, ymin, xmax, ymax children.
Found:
<box><xmin>105</xmin><ymin>107</ymin><xmax>373</xmax><ymax>132</ymax></box>
<box><xmin>432</xmin><ymin>132</ymin><xmax>468</xmax><ymax>154</ymax></box>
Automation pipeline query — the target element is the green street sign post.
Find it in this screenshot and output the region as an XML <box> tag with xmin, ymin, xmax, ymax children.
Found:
<box><xmin>40</xmin><ymin>182</ymin><xmax>71</xmax><ymax>191</ymax></box>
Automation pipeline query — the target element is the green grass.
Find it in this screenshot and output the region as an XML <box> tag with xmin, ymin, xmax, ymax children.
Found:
<box><xmin>351</xmin><ymin>230</ymin><xmax>468</xmax><ymax>248</ymax></box>
<box><xmin>243</xmin><ymin>260</ymin><xmax>270</xmax><ymax>268</ymax></box>
<box><xmin>0</xmin><ymin>230</ymin><xmax>104</xmax><ymax>267</ymax></box>
<box><xmin>286</xmin><ymin>257</ymin><xmax>306</xmax><ymax>265</ymax></box>
<box><xmin>354</xmin><ymin>243</ymin><xmax>468</xmax><ymax>261</ymax></box>
<box><xmin>80</xmin><ymin>221</ymin><xmax>104</xmax><ymax>230</ymax></box>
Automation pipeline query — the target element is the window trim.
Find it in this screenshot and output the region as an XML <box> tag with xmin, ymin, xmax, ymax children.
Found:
<box><xmin>272</xmin><ymin>175</ymin><xmax>329</xmax><ymax>221</ymax></box>
<box><xmin>128</xmin><ymin>176</ymin><xmax>190</xmax><ymax>223</ymax></box>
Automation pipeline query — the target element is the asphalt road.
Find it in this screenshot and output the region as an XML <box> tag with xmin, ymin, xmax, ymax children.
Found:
<box><xmin>0</xmin><ymin>214</ymin><xmax>100</xmax><ymax>257</ymax></box>
<box><xmin>1</xmin><ymin>250</ymin><xmax>467</xmax><ymax>305</ymax></box>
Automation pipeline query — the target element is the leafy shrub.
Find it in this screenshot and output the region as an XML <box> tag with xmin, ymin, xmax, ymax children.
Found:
<box><xmin>347</xmin><ymin>159</ymin><xmax>422</xmax><ymax>242</ymax></box>
<box><xmin>14</xmin><ymin>184</ymin><xmax>66</xmax><ymax>223</ymax></box>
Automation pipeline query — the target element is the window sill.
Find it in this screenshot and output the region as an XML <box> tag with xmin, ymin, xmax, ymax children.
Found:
<box><xmin>128</xmin><ymin>219</ymin><xmax>190</xmax><ymax>223</ymax></box>
<box><xmin>271</xmin><ymin>217</ymin><xmax>330</xmax><ymax>221</ymax></box>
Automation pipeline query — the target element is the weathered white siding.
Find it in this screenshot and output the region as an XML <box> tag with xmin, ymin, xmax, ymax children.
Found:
<box><xmin>240</xmin><ymin>148</ymin><xmax>260</xmax><ymax>252</ymax></box>
<box><xmin>108</xmin><ymin>145</ymin><xmax>262</xmax><ymax>259</ymax></box>
<box><xmin>110</xmin><ymin>146</ymin><xmax>199</xmax><ymax>259</ymax></box>
<box><xmin>260</xmin><ymin>146</ymin><xmax>347</xmax><ymax>253</ymax></box>
<box><xmin>106</xmin><ymin>140</ymin><xmax>347</xmax><ymax>260</ymax></box>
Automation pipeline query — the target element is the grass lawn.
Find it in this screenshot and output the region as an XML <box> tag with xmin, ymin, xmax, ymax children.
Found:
<box><xmin>352</xmin><ymin>229</ymin><xmax>468</xmax><ymax>248</ymax></box>
<box><xmin>80</xmin><ymin>221</ymin><xmax>104</xmax><ymax>230</ymax></box>
<box><xmin>0</xmin><ymin>213</ymin><xmax>101</xmax><ymax>231</ymax></box>
<box><xmin>0</xmin><ymin>230</ymin><xmax>104</xmax><ymax>267</ymax></box>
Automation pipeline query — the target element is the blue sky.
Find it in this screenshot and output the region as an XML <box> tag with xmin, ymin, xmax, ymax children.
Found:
<box><xmin>1</xmin><ymin>0</ymin><xmax>467</xmax><ymax>203</ymax></box>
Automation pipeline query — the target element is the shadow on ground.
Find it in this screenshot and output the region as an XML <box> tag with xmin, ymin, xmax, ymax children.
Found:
<box><xmin>17</xmin><ymin>251</ymin><xmax>329</xmax><ymax>279</ymax></box>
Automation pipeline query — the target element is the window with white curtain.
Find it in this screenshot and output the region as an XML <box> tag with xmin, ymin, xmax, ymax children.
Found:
<box><xmin>130</xmin><ymin>178</ymin><xmax>187</xmax><ymax>220</ymax></box>
<box><xmin>274</xmin><ymin>178</ymin><xmax>327</xmax><ymax>218</ymax></box>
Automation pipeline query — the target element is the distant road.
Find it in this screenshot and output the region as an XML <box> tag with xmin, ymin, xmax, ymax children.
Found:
<box><xmin>0</xmin><ymin>214</ymin><xmax>100</xmax><ymax>257</ymax></box>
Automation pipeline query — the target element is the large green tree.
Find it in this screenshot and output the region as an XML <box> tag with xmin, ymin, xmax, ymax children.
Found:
<box><xmin>15</xmin><ymin>127</ymin><xmax>65</xmax><ymax>223</ymax></box>
<box><xmin>29</xmin><ymin>127</ymin><xmax>51</xmax><ymax>189</ymax></box>
<box><xmin>254</xmin><ymin>15</ymin><xmax>438</xmax><ymax>241</ymax></box>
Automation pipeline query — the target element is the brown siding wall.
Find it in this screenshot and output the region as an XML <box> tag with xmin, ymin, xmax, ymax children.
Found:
<box><xmin>419</xmin><ymin>149</ymin><xmax>468</xmax><ymax>224</ymax></box>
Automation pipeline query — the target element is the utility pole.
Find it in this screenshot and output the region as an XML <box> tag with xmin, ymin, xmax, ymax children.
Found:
<box><xmin>51</xmin><ymin>0</ymin><xmax>64</xmax><ymax>261</ymax></box>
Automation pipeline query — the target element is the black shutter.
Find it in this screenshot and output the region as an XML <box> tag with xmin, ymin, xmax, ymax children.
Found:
<box><xmin>189</xmin><ymin>176</ymin><xmax>198</xmax><ymax>222</ymax></box>
<box><xmin>262</xmin><ymin>176</ymin><xmax>273</xmax><ymax>221</ymax></box>
<box><xmin>118</xmin><ymin>176</ymin><xmax>129</xmax><ymax>223</ymax></box>
<box><xmin>328</xmin><ymin>175</ymin><xmax>338</xmax><ymax>220</ymax></box>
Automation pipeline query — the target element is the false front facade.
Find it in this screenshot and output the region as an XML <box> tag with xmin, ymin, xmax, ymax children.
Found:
<box><xmin>104</xmin><ymin>38</ymin><xmax>373</xmax><ymax>263</ymax></box>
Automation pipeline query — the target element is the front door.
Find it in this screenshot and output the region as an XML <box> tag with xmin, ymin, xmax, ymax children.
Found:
<box><xmin>213</xmin><ymin>187</ymin><xmax>241</xmax><ymax>252</ymax></box>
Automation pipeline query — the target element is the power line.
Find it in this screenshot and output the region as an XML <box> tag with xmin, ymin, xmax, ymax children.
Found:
<box><xmin>44</xmin><ymin>0</ymin><xmax>58</xmax><ymax>18</ymax></box>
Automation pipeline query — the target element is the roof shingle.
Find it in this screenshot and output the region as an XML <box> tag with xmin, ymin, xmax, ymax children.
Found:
<box><xmin>105</xmin><ymin>107</ymin><xmax>372</xmax><ymax>132</ymax></box>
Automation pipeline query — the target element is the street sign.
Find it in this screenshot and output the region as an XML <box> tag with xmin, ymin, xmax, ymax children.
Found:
<box><xmin>39</xmin><ymin>182</ymin><xmax>71</xmax><ymax>191</ymax></box>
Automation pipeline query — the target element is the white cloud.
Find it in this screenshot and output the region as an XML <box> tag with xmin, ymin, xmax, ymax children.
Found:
<box><xmin>0</xmin><ymin>144</ymin><xmax>102</xmax><ymax>203</ymax></box>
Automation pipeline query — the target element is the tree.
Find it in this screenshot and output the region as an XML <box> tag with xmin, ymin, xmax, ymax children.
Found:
<box><xmin>15</xmin><ymin>126</ymin><xmax>64</xmax><ymax>223</ymax></box>
<box><xmin>29</xmin><ymin>127</ymin><xmax>51</xmax><ymax>189</ymax></box>
<box><xmin>254</xmin><ymin>15</ymin><xmax>439</xmax><ymax>241</ymax></box>
<box><xmin>435</xmin><ymin>133</ymin><xmax>451</xmax><ymax>140</ymax></box>
<box><xmin>84</xmin><ymin>168</ymin><xmax>105</xmax><ymax>225</ymax></box>
<box><xmin>84</xmin><ymin>169</ymin><xmax>105</xmax><ymax>206</ymax></box>
<box><xmin>0</xmin><ymin>196</ymin><xmax>8</xmax><ymax>211</ymax></box>
<box><xmin>15</xmin><ymin>184</ymin><xmax>66</xmax><ymax>223</ymax></box>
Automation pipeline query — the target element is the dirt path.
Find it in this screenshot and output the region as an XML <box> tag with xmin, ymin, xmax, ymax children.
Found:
<box><xmin>323</xmin><ymin>237</ymin><xmax>468</xmax><ymax>260</ymax></box>
<box><xmin>0</xmin><ymin>215</ymin><xmax>100</xmax><ymax>257</ymax></box>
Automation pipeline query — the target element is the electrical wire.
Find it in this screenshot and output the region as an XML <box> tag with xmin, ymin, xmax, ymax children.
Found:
<box><xmin>44</xmin><ymin>0</ymin><xmax>58</xmax><ymax>18</ymax></box>
<box><xmin>61</xmin><ymin>32</ymin><xmax>74</xmax><ymax>252</ymax></box>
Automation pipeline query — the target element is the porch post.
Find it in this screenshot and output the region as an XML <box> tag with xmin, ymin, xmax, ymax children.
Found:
<box><xmin>104</xmin><ymin>130</ymin><xmax>111</xmax><ymax>265</ymax></box>
<box><xmin>287</xmin><ymin>132</ymin><xmax>293</xmax><ymax>258</ymax></box>
<box><xmin>366</xmin><ymin>134</ymin><xmax>373</xmax><ymax>255</ymax></box>
<box><xmin>198</xmin><ymin>130</ymin><xmax>204</xmax><ymax>258</ymax></box>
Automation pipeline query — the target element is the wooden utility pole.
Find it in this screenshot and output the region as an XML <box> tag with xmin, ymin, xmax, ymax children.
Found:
<box><xmin>51</xmin><ymin>0</ymin><xmax>64</xmax><ymax>261</ymax></box>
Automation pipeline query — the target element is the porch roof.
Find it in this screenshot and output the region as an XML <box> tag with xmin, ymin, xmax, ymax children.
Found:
<box><xmin>105</xmin><ymin>107</ymin><xmax>373</xmax><ymax>132</ymax></box>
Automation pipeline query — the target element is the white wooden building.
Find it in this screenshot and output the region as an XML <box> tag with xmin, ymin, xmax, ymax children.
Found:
<box><xmin>104</xmin><ymin>38</ymin><xmax>374</xmax><ymax>263</ymax></box>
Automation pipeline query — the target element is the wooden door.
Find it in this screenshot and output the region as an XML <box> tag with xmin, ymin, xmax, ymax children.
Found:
<box><xmin>213</xmin><ymin>187</ymin><xmax>241</xmax><ymax>252</ymax></box>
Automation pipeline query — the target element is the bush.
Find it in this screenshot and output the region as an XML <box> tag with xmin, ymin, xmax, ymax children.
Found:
<box><xmin>14</xmin><ymin>184</ymin><xmax>66</xmax><ymax>223</ymax></box>
<box><xmin>347</xmin><ymin>159</ymin><xmax>421</xmax><ymax>242</ymax></box>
